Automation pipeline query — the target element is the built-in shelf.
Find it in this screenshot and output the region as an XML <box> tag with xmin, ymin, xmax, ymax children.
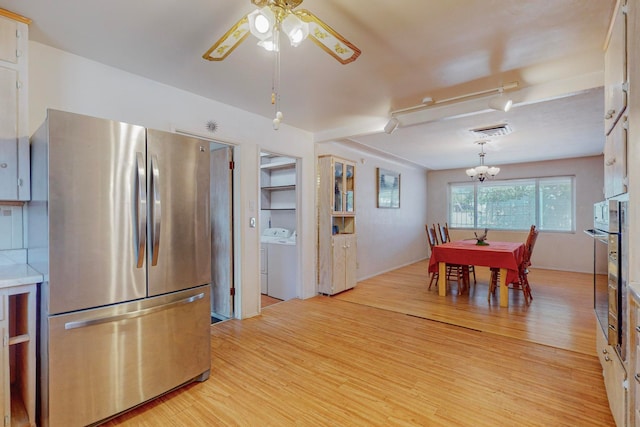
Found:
<box><xmin>260</xmin><ymin>160</ymin><xmax>296</xmax><ymax>170</ymax></box>
<box><xmin>0</xmin><ymin>283</ymin><xmax>37</xmax><ymax>427</ymax></box>
<box><xmin>261</xmin><ymin>185</ymin><xmax>295</xmax><ymax>191</ymax></box>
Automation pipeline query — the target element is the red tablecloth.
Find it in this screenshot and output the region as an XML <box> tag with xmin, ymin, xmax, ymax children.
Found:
<box><xmin>428</xmin><ymin>240</ymin><xmax>525</xmax><ymax>284</ymax></box>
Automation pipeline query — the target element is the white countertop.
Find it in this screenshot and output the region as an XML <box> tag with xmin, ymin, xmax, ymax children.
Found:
<box><xmin>0</xmin><ymin>264</ymin><xmax>43</xmax><ymax>289</ymax></box>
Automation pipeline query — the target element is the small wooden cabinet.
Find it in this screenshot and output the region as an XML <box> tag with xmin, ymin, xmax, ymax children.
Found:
<box><xmin>329</xmin><ymin>234</ymin><xmax>357</xmax><ymax>295</ymax></box>
<box><xmin>318</xmin><ymin>156</ymin><xmax>357</xmax><ymax>295</ymax></box>
<box><xmin>0</xmin><ymin>283</ymin><xmax>36</xmax><ymax>427</ymax></box>
<box><xmin>0</xmin><ymin>9</ymin><xmax>30</xmax><ymax>202</ymax></box>
<box><xmin>596</xmin><ymin>320</ymin><xmax>627</xmax><ymax>427</ymax></box>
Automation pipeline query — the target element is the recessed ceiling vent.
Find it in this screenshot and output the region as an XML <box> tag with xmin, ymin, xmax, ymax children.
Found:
<box><xmin>469</xmin><ymin>123</ymin><xmax>513</xmax><ymax>138</ymax></box>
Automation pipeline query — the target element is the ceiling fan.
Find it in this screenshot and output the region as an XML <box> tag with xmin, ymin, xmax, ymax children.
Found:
<box><xmin>202</xmin><ymin>0</ymin><xmax>361</xmax><ymax>64</ymax></box>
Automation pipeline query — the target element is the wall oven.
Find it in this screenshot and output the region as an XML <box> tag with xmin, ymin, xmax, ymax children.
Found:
<box><xmin>585</xmin><ymin>199</ymin><xmax>628</xmax><ymax>361</ymax></box>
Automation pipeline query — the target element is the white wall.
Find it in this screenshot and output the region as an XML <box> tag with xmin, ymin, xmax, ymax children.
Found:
<box><xmin>316</xmin><ymin>142</ymin><xmax>429</xmax><ymax>280</ymax></box>
<box><xmin>26</xmin><ymin>41</ymin><xmax>317</xmax><ymax>319</ymax></box>
<box><xmin>427</xmin><ymin>155</ymin><xmax>605</xmax><ymax>273</ymax></box>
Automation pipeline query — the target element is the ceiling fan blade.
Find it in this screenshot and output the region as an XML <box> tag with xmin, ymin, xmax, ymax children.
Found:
<box><xmin>202</xmin><ymin>15</ymin><xmax>251</xmax><ymax>61</ymax></box>
<box><xmin>295</xmin><ymin>9</ymin><xmax>361</xmax><ymax>64</ymax></box>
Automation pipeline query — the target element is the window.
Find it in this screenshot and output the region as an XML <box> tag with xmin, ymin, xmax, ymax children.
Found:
<box><xmin>449</xmin><ymin>176</ymin><xmax>574</xmax><ymax>232</ymax></box>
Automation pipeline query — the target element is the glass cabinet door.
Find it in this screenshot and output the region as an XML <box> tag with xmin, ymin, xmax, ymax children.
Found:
<box><xmin>334</xmin><ymin>160</ymin><xmax>343</xmax><ymax>212</ymax></box>
<box><xmin>345</xmin><ymin>163</ymin><xmax>354</xmax><ymax>212</ymax></box>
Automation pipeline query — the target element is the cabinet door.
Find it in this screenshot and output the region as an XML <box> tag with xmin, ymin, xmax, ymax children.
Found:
<box><xmin>0</xmin><ymin>295</ymin><xmax>7</xmax><ymax>424</ymax></box>
<box><xmin>331</xmin><ymin>160</ymin><xmax>355</xmax><ymax>214</ymax></box>
<box><xmin>333</xmin><ymin>160</ymin><xmax>344</xmax><ymax>213</ymax></box>
<box><xmin>345</xmin><ymin>162</ymin><xmax>355</xmax><ymax>213</ymax></box>
<box><xmin>332</xmin><ymin>236</ymin><xmax>347</xmax><ymax>294</ymax></box>
<box><xmin>604</xmin><ymin>116</ymin><xmax>628</xmax><ymax>198</ymax></box>
<box><xmin>344</xmin><ymin>235</ymin><xmax>357</xmax><ymax>290</ymax></box>
<box><xmin>0</xmin><ymin>16</ymin><xmax>18</xmax><ymax>64</ymax></box>
<box><xmin>0</xmin><ymin>65</ymin><xmax>18</xmax><ymax>200</ymax></box>
<box><xmin>604</xmin><ymin>0</ymin><xmax>627</xmax><ymax>135</ymax></box>
<box><xmin>603</xmin><ymin>351</ymin><xmax>627</xmax><ymax>427</ymax></box>
<box><xmin>635</xmin><ymin>343</ymin><xmax>640</xmax><ymax>427</ymax></box>
<box><xmin>0</xmin><ymin>15</ymin><xmax>28</xmax><ymax>201</ymax></box>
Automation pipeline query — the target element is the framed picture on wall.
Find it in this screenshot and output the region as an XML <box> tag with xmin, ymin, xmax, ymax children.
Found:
<box><xmin>376</xmin><ymin>167</ymin><xmax>400</xmax><ymax>208</ymax></box>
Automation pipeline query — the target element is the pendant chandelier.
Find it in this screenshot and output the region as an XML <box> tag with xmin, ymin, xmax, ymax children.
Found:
<box><xmin>465</xmin><ymin>141</ymin><xmax>500</xmax><ymax>182</ymax></box>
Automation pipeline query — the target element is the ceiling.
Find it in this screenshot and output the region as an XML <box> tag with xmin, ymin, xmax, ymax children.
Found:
<box><xmin>0</xmin><ymin>0</ymin><xmax>615</xmax><ymax>170</ymax></box>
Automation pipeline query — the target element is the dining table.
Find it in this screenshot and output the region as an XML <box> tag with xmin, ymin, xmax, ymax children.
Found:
<box><xmin>428</xmin><ymin>240</ymin><xmax>525</xmax><ymax>307</ymax></box>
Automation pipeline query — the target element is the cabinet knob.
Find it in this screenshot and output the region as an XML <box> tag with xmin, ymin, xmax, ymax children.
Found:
<box><xmin>605</xmin><ymin>109</ymin><xmax>616</xmax><ymax>119</ymax></box>
<box><xmin>604</xmin><ymin>355</ymin><xmax>611</xmax><ymax>362</ymax></box>
<box><xmin>605</xmin><ymin>157</ymin><xmax>616</xmax><ymax>166</ymax></box>
<box><xmin>0</xmin><ymin>163</ymin><xmax>7</xmax><ymax>169</ymax></box>
<box><xmin>635</xmin><ymin>373</ymin><xmax>640</xmax><ymax>384</ymax></box>
<box><xmin>636</xmin><ymin>325</ymin><xmax>640</xmax><ymax>333</ymax></box>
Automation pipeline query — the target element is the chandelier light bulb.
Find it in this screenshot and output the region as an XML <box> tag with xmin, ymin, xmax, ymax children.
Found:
<box><xmin>276</xmin><ymin>111</ymin><xmax>283</xmax><ymax>120</ymax></box>
<box><xmin>258</xmin><ymin>39</ymin><xmax>278</xmax><ymax>52</ymax></box>
<box><xmin>248</xmin><ymin>7</ymin><xmax>275</xmax><ymax>40</ymax></box>
<box><xmin>282</xmin><ymin>13</ymin><xmax>309</xmax><ymax>47</ymax></box>
<box><xmin>254</xmin><ymin>15</ymin><xmax>270</xmax><ymax>34</ymax></box>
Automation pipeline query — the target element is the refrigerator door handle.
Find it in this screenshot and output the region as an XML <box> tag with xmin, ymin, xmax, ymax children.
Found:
<box><xmin>151</xmin><ymin>154</ymin><xmax>162</xmax><ymax>266</ymax></box>
<box><xmin>64</xmin><ymin>292</ymin><xmax>205</xmax><ymax>330</ymax></box>
<box><xmin>136</xmin><ymin>152</ymin><xmax>147</xmax><ymax>268</ymax></box>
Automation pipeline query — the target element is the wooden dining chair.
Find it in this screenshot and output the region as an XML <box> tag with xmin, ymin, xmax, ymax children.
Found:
<box><xmin>438</xmin><ymin>222</ymin><xmax>476</xmax><ymax>288</ymax></box>
<box><xmin>431</xmin><ymin>224</ymin><xmax>469</xmax><ymax>294</ymax></box>
<box><xmin>425</xmin><ymin>225</ymin><xmax>440</xmax><ymax>290</ymax></box>
<box><xmin>489</xmin><ymin>225</ymin><xmax>538</xmax><ymax>304</ymax></box>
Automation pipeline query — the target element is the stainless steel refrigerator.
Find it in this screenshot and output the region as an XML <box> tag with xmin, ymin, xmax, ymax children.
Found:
<box><xmin>28</xmin><ymin>109</ymin><xmax>212</xmax><ymax>427</ymax></box>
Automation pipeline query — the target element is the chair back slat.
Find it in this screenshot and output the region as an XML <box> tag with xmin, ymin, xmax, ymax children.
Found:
<box><xmin>437</xmin><ymin>223</ymin><xmax>449</xmax><ymax>243</ymax></box>
<box><xmin>425</xmin><ymin>225</ymin><xmax>438</xmax><ymax>250</ymax></box>
<box><xmin>432</xmin><ymin>224</ymin><xmax>441</xmax><ymax>245</ymax></box>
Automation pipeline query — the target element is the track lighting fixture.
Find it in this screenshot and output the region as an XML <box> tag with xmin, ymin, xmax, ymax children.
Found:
<box><xmin>488</xmin><ymin>88</ymin><xmax>513</xmax><ymax>112</ymax></box>
<box><xmin>384</xmin><ymin>117</ymin><xmax>400</xmax><ymax>134</ymax></box>
<box><xmin>390</xmin><ymin>82</ymin><xmax>518</xmax><ymax>116</ymax></box>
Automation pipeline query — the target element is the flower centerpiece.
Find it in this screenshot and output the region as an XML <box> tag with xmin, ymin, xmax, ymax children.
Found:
<box><xmin>475</xmin><ymin>228</ymin><xmax>489</xmax><ymax>246</ymax></box>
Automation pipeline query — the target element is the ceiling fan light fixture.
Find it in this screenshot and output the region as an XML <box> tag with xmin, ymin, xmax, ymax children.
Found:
<box><xmin>282</xmin><ymin>13</ymin><xmax>309</xmax><ymax>47</ymax></box>
<box><xmin>248</xmin><ymin>7</ymin><xmax>275</xmax><ymax>40</ymax></box>
<box><xmin>257</xmin><ymin>38</ymin><xmax>279</xmax><ymax>51</ymax></box>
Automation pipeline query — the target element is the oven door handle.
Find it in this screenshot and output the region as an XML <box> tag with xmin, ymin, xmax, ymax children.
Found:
<box><xmin>584</xmin><ymin>229</ymin><xmax>609</xmax><ymax>243</ymax></box>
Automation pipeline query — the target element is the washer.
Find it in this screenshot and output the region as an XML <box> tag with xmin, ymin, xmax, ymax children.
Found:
<box><xmin>260</xmin><ymin>228</ymin><xmax>297</xmax><ymax>300</ymax></box>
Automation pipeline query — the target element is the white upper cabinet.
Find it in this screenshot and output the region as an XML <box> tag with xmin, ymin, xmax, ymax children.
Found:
<box><xmin>604</xmin><ymin>0</ymin><xmax>628</xmax><ymax>136</ymax></box>
<box><xmin>0</xmin><ymin>10</ymin><xmax>29</xmax><ymax>201</ymax></box>
<box><xmin>603</xmin><ymin>0</ymin><xmax>628</xmax><ymax>199</ymax></box>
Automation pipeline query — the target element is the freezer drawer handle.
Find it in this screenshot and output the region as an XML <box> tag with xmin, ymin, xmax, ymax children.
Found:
<box><xmin>136</xmin><ymin>152</ymin><xmax>147</xmax><ymax>268</ymax></box>
<box><xmin>64</xmin><ymin>292</ymin><xmax>205</xmax><ymax>330</ymax></box>
<box><xmin>151</xmin><ymin>154</ymin><xmax>162</xmax><ymax>266</ymax></box>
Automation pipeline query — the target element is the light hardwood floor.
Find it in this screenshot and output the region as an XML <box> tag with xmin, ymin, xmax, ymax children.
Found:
<box><xmin>260</xmin><ymin>293</ymin><xmax>282</xmax><ymax>308</ymax></box>
<box><xmin>105</xmin><ymin>260</ymin><xmax>614</xmax><ymax>426</ymax></box>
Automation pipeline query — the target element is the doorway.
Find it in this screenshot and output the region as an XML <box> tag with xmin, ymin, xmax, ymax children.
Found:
<box><xmin>210</xmin><ymin>143</ymin><xmax>234</xmax><ymax>321</ymax></box>
<box><xmin>259</xmin><ymin>151</ymin><xmax>299</xmax><ymax>306</ymax></box>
